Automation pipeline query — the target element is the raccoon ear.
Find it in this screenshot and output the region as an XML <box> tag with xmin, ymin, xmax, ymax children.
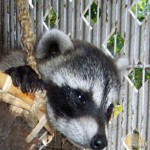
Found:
<box><xmin>36</xmin><ymin>29</ymin><xmax>74</xmax><ymax>60</ymax></box>
<box><xmin>115</xmin><ymin>57</ymin><xmax>128</xmax><ymax>73</ymax></box>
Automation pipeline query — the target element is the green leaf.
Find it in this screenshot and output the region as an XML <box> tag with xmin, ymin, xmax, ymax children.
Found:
<box><xmin>84</xmin><ymin>2</ymin><xmax>101</xmax><ymax>25</ymax></box>
<box><xmin>131</xmin><ymin>0</ymin><xmax>150</xmax><ymax>22</ymax></box>
<box><xmin>45</xmin><ymin>8</ymin><xmax>57</xmax><ymax>28</ymax></box>
<box><xmin>113</xmin><ymin>104</ymin><xmax>123</xmax><ymax>119</ymax></box>
<box><xmin>128</xmin><ymin>67</ymin><xmax>150</xmax><ymax>90</ymax></box>
<box><xmin>107</xmin><ymin>32</ymin><xmax>124</xmax><ymax>55</ymax></box>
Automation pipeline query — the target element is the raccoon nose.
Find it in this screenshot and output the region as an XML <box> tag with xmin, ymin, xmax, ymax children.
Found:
<box><xmin>90</xmin><ymin>135</ymin><xmax>107</xmax><ymax>149</ymax></box>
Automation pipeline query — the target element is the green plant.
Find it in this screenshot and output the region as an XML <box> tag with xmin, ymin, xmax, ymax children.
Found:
<box><xmin>131</xmin><ymin>0</ymin><xmax>150</xmax><ymax>22</ymax></box>
<box><xmin>45</xmin><ymin>8</ymin><xmax>57</xmax><ymax>28</ymax></box>
<box><xmin>113</xmin><ymin>104</ymin><xmax>123</xmax><ymax>119</ymax></box>
<box><xmin>128</xmin><ymin>68</ymin><xmax>150</xmax><ymax>90</ymax></box>
<box><xmin>84</xmin><ymin>2</ymin><xmax>101</xmax><ymax>25</ymax></box>
<box><xmin>107</xmin><ymin>32</ymin><xmax>124</xmax><ymax>55</ymax></box>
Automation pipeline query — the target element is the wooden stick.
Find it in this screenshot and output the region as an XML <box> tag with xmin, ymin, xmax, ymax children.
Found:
<box><xmin>26</xmin><ymin>111</ymin><xmax>54</xmax><ymax>143</ymax></box>
<box><xmin>0</xmin><ymin>92</ymin><xmax>31</xmax><ymax>110</ymax></box>
<box><xmin>0</xmin><ymin>72</ymin><xmax>34</xmax><ymax>105</ymax></box>
<box><xmin>0</xmin><ymin>72</ymin><xmax>46</xmax><ymax>112</ymax></box>
<box><xmin>25</xmin><ymin>114</ymin><xmax>47</xmax><ymax>143</ymax></box>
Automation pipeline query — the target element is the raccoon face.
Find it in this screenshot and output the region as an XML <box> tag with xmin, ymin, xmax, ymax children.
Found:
<box><xmin>46</xmin><ymin>82</ymin><xmax>116</xmax><ymax>149</ymax></box>
<box><xmin>40</xmin><ymin>50</ymin><xmax>120</xmax><ymax>149</ymax></box>
<box><xmin>36</xmin><ymin>29</ymin><xmax>125</xmax><ymax>149</ymax></box>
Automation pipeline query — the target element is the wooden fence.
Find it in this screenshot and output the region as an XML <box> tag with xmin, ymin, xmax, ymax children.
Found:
<box><xmin>0</xmin><ymin>0</ymin><xmax>150</xmax><ymax>149</ymax></box>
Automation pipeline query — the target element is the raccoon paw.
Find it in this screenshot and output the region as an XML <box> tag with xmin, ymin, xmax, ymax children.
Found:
<box><xmin>5</xmin><ymin>65</ymin><xmax>46</xmax><ymax>93</ymax></box>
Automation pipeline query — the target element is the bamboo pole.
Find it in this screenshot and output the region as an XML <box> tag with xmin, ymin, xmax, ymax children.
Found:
<box><xmin>0</xmin><ymin>72</ymin><xmax>47</xmax><ymax>112</ymax></box>
<box><xmin>0</xmin><ymin>72</ymin><xmax>34</xmax><ymax>105</ymax></box>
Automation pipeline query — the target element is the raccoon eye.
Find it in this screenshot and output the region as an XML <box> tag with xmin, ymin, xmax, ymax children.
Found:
<box><xmin>74</xmin><ymin>90</ymin><xmax>86</xmax><ymax>105</ymax></box>
<box><xmin>106</xmin><ymin>103</ymin><xmax>114</xmax><ymax>122</ymax></box>
<box><xmin>78</xmin><ymin>94</ymin><xmax>86</xmax><ymax>104</ymax></box>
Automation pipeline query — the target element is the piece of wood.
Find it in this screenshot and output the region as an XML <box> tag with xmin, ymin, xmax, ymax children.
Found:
<box><xmin>0</xmin><ymin>72</ymin><xmax>46</xmax><ymax>112</ymax></box>
<box><xmin>0</xmin><ymin>72</ymin><xmax>34</xmax><ymax>105</ymax></box>
<box><xmin>0</xmin><ymin>92</ymin><xmax>31</xmax><ymax>110</ymax></box>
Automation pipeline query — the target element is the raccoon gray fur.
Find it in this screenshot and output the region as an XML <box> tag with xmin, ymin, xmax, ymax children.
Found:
<box><xmin>0</xmin><ymin>29</ymin><xmax>126</xmax><ymax>150</ymax></box>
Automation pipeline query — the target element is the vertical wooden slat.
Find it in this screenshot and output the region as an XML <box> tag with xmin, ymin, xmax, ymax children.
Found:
<box><xmin>43</xmin><ymin>0</ymin><xmax>49</xmax><ymax>16</ymax></box>
<box><xmin>59</xmin><ymin>0</ymin><xmax>64</xmax><ymax>31</ymax></box>
<box><xmin>122</xmin><ymin>2</ymin><xmax>131</xmax><ymax>149</ymax></box>
<box><xmin>146</xmin><ymin>80</ymin><xmax>150</xmax><ymax>150</ymax></box>
<box><xmin>87</xmin><ymin>0</ymin><xmax>92</xmax><ymax>42</ymax></box>
<box><xmin>101</xmin><ymin>0</ymin><xmax>106</xmax><ymax>49</ymax></box>
<box><xmin>16</xmin><ymin>3</ymin><xmax>21</xmax><ymax>48</ymax></box>
<box><xmin>71</xmin><ymin>0</ymin><xmax>75</xmax><ymax>38</ymax></box>
<box><xmin>118</xmin><ymin>1</ymin><xmax>129</xmax><ymax>149</ymax></box>
<box><xmin>141</xmin><ymin>2</ymin><xmax>149</xmax><ymax>142</ymax></box>
<box><xmin>3</xmin><ymin>0</ymin><xmax>8</xmax><ymax>51</ymax></box>
<box><xmin>56</xmin><ymin>0</ymin><xmax>59</xmax><ymax>29</ymax></box>
<box><xmin>9</xmin><ymin>0</ymin><xmax>14</xmax><ymax>49</ymax></box>
<box><xmin>36</xmin><ymin>0</ymin><xmax>43</xmax><ymax>42</ymax></box>
<box><xmin>79</xmin><ymin>0</ymin><xmax>84</xmax><ymax>40</ymax></box>
<box><xmin>146</xmin><ymin>8</ymin><xmax>150</xmax><ymax>149</ymax></box>
<box><xmin>56</xmin><ymin>0</ymin><xmax>60</xmax><ymax>29</ymax></box>
<box><xmin>131</xmin><ymin>0</ymin><xmax>140</xmax><ymax>135</ymax></box>
<box><xmin>63</xmin><ymin>0</ymin><xmax>67</xmax><ymax>33</ymax></box>
<box><xmin>0</xmin><ymin>0</ymin><xmax>2</xmax><ymax>49</ymax></box>
<box><xmin>96</xmin><ymin>0</ymin><xmax>102</xmax><ymax>48</ymax></box>
<box><xmin>75</xmin><ymin>0</ymin><xmax>83</xmax><ymax>39</ymax></box>
<box><xmin>127</xmin><ymin>0</ymin><xmax>135</xmax><ymax>139</ymax></box>
<box><xmin>116</xmin><ymin>2</ymin><xmax>126</xmax><ymax>147</ymax></box>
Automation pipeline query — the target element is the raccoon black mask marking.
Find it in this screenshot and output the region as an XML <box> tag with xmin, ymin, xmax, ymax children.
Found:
<box><xmin>0</xmin><ymin>29</ymin><xmax>127</xmax><ymax>150</ymax></box>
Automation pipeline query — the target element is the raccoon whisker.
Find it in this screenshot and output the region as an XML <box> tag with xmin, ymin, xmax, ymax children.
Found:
<box><xmin>53</xmin><ymin>113</ymin><xmax>67</xmax><ymax>120</ymax></box>
<box><xmin>59</xmin><ymin>111</ymin><xmax>70</xmax><ymax>120</ymax></box>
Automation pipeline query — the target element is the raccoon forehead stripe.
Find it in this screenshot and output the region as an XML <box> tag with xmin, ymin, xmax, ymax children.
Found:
<box><xmin>92</xmin><ymin>82</ymin><xmax>104</xmax><ymax>107</ymax></box>
<box><xmin>51</xmin><ymin>70</ymin><xmax>92</xmax><ymax>91</ymax></box>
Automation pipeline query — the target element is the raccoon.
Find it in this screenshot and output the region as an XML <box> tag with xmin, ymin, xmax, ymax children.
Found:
<box><xmin>0</xmin><ymin>29</ymin><xmax>127</xmax><ymax>150</ymax></box>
